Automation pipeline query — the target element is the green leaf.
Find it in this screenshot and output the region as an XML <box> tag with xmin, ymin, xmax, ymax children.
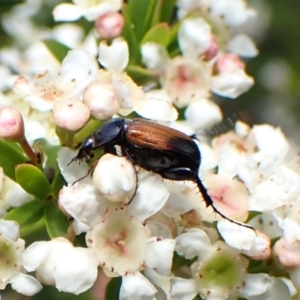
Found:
<box><xmin>0</xmin><ymin>139</ymin><xmax>27</xmax><ymax>180</ymax></box>
<box><xmin>125</xmin><ymin>65</ymin><xmax>159</xmax><ymax>85</ymax></box>
<box><xmin>4</xmin><ymin>200</ymin><xmax>44</xmax><ymax>228</ymax></box>
<box><xmin>160</xmin><ymin>0</ymin><xmax>177</xmax><ymax>23</ymax></box>
<box><xmin>15</xmin><ymin>164</ymin><xmax>51</xmax><ymax>199</ymax></box>
<box><xmin>141</xmin><ymin>23</ymin><xmax>171</xmax><ymax>47</ymax></box>
<box><xmin>126</xmin><ymin>0</ymin><xmax>157</xmax><ymax>42</ymax></box>
<box><xmin>122</xmin><ymin>5</ymin><xmax>141</xmax><ymax>64</ymax></box>
<box><xmin>51</xmin><ymin>172</ymin><xmax>67</xmax><ymax>197</ymax></box>
<box><xmin>44</xmin><ymin>200</ymin><xmax>69</xmax><ymax>239</ymax></box>
<box><xmin>32</xmin><ymin>284</ymin><xmax>93</xmax><ymax>300</ymax></box>
<box><xmin>43</xmin><ymin>39</ymin><xmax>71</xmax><ymax>63</ymax></box>
<box><xmin>167</xmin><ymin>21</ymin><xmax>181</xmax><ymax>57</ymax></box>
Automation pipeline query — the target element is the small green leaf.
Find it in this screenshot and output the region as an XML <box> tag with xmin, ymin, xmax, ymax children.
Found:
<box><xmin>0</xmin><ymin>139</ymin><xmax>27</xmax><ymax>180</ymax></box>
<box><xmin>15</xmin><ymin>164</ymin><xmax>51</xmax><ymax>199</ymax></box>
<box><xmin>122</xmin><ymin>5</ymin><xmax>141</xmax><ymax>64</ymax></box>
<box><xmin>125</xmin><ymin>65</ymin><xmax>159</xmax><ymax>85</ymax></box>
<box><xmin>141</xmin><ymin>23</ymin><xmax>171</xmax><ymax>47</ymax></box>
<box><xmin>51</xmin><ymin>172</ymin><xmax>67</xmax><ymax>197</ymax></box>
<box><xmin>167</xmin><ymin>21</ymin><xmax>181</xmax><ymax>57</ymax></box>
<box><xmin>44</xmin><ymin>200</ymin><xmax>68</xmax><ymax>239</ymax></box>
<box><xmin>126</xmin><ymin>0</ymin><xmax>157</xmax><ymax>42</ymax></box>
<box><xmin>4</xmin><ymin>200</ymin><xmax>44</xmax><ymax>228</ymax></box>
<box><xmin>160</xmin><ymin>0</ymin><xmax>177</xmax><ymax>23</ymax></box>
<box><xmin>43</xmin><ymin>39</ymin><xmax>70</xmax><ymax>62</ymax></box>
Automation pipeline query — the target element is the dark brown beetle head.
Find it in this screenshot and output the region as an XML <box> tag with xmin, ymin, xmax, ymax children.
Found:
<box><xmin>68</xmin><ymin>135</ymin><xmax>94</xmax><ymax>165</ymax></box>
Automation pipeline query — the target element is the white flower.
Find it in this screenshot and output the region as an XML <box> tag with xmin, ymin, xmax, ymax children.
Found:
<box><xmin>14</xmin><ymin>50</ymin><xmax>97</xmax><ymax>112</ymax></box>
<box><xmin>217</xmin><ymin>220</ymin><xmax>256</xmax><ymax>251</ymax></box>
<box><xmin>241</xmin><ymin>275</ymin><xmax>293</xmax><ymax>299</ymax></box>
<box><xmin>1</xmin><ymin>173</ymin><xmax>34</xmax><ymax>210</ymax></box>
<box><xmin>210</xmin><ymin>0</ymin><xmax>256</xmax><ymax>26</ymax></box>
<box><xmin>22</xmin><ymin>238</ymin><xmax>98</xmax><ymax>294</ymax></box>
<box><xmin>185</xmin><ymin>98</ymin><xmax>222</xmax><ymax>130</ymax></box>
<box><xmin>0</xmin><ymin>219</ymin><xmax>42</xmax><ymax>296</ymax></box>
<box><xmin>227</xmin><ymin>34</ymin><xmax>259</xmax><ymax>57</ymax></box>
<box><xmin>98</xmin><ymin>37</ymin><xmax>129</xmax><ymax>73</ymax></box>
<box><xmin>211</xmin><ymin>68</ymin><xmax>254</xmax><ymax>99</ymax></box>
<box><xmin>135</xmin><ymin>97</ymin><xmax>178</xmax><ymax>122</ymax></box>
<box><xmin>97</xmin><ymin>38</ymin><xmax>146</xmax><ymax>116</ymax></box>
<box><xmin>161</xmin><ymin>56</ymin><xmax>211</xmax><ymax>108</ymax></box>
<box><xmin>53</xmin><ymin>0</ymin><xmax>122</xmax><ymax>22</ymax></box>
<box><xmin>83</xmin><ymin>80</ymin><xmax>120</xmax><ymax>120</ymax></box>
<box><xmin>178</xmin><ymin>18</ymin><xmax>211</xmax><ymax>59</ymax></box>
<box><xmin>141</xmin><ymin>42</ymin><xmax>169</xmax><ymax>70</ymax></box>
<box><xmin>86</xmin><ymin>210</ymin><xmax>150</xmax><ymax>274</ymax></box>
<box><xmin>120</xmin><ymin>272</ymin><xmax>157</xmax><ymax>300</ymax></box>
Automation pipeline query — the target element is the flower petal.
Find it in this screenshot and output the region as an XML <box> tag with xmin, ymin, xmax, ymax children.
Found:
<box><xmin>175</xmin><ymin>228</ymin><xmax>212</xmax><ymax>259</ymax></box>
<box><xmin>10</xmin><ymin>273</ymin><xmax>42</xmax><ymax>296</ymax></box>
<box><xmin>217</xmin><ymin>220</ymin><xmax>256</xmax><ymax>251</ymax></box>
<box><xmin>53</xmin><ymin>3</ymin><xmax>82</xmax><ymax>22</ymax></box>
<box><xmin>127</xmin><ymin>172</ymin><xmax>169</xmax><ymax>222</ymax></box>
<box><xmin>99</xmin><ymin>38</ymin><xmax>128</xmax><ymax>73</ymax></box>
<box><xmin>0</xmin><ymin>219</ymin><xmax>19</xmax><ymax>241</ymax></box>
<box><xmin>135</xmin><ymin>98</ymin><xmax>178</xmax><ymax>122</ymax></box>
<box><xmin>170</xmin><ymin>277</ymin><xmax>197</xmax><ymax>300</ymax></box>
<box><xmin>211</xmin><ymin>69</ymin><xmax>254</xmax><ymax>99</ymax></box>
<box><xmin>120</xmin><ymin>272</ymin><xmax>157</xmax><ymax>300</ymax></box>
<box><xmin>228</xmin><ymin>34</ymin><xmax>258</xmax><ymax>57</ymax></box>
<box><xmin>145</xmin><ymin>238</ymin><xmax>175</xmax><ymax>276</ymax></box>
<box><xmin>61</xmin><ymin>49</ymin><xmax>96</xmax><ymax>83</ymax></box>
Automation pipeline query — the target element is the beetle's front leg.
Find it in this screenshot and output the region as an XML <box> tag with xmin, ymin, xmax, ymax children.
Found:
<box><xmin>71</xmin><ymin>159</ymin><xmax>99</xmax><ymax>185</ymax></box>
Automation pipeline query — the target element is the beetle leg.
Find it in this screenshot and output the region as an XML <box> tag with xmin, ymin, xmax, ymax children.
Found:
<box><xmin>71</xmin><ymin>159</ymin><xmax>99</xmax><ymax>185</ymax></box>
<box><xmin>157</xmin><ymin>167</ymin><xmax>253</xmax><ymax>229</ymax></box>
<box><xmin>123</xmin><ymin>150</ymin><xmax>139</xmax><ymax>205</ymax></box>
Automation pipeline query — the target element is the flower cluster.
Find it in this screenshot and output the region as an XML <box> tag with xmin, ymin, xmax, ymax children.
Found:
<box><xmin>0</xmin><ymin>0</ymin><xmax>298</xmax><ymax>299</ymax></box>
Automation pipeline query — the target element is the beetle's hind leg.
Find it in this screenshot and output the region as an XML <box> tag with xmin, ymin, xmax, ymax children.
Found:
<box><xmin>157</xmin><ymin>167</ymin><xmax>253</xmax><ymax>229</ymax></box>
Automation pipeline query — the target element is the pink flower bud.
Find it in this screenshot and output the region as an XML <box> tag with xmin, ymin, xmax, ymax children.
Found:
<box><xmin>0</xmin><ymin>106</ymin><xmax>25</xmax><ymax>142</ymax></box>
<box><xmin>242</xmin><ymin>231</ymin><xmax>271</xmax><ymax>260</ymax></box>
<box><xmin>204</xmin><ymin>35</ymin><xmax>219</xmax><ymax>61</ymax></box>
<box><xmin>215</xmin><ymin>53</ymin><xmax>246</xmax><ymax>73</ymax></box>
<box><xmin>83</xmin><ymin>81</ymin><xmax>120</xmax><ymax>120</ymax></box>
<box><xmin>52</xmin><ymin>98</ymin><xmax>90</xmax><ymax>132</ymax></box>
<box><xmin>95</xmin><ymin>12</ymin><xmax>124</xmax><ymax>39</ymax></box>
<box><xmin>274</xmin><ymin>237</ymin><xmax>300</xmax><ymax>267</ymax></box>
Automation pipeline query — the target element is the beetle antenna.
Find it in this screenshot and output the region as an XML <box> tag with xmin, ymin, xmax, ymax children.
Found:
<box><xmin>67</xmin><ymin>156</ymin><xmax>80</xmax><ymax>166</ymax></box>
<box><xmin>203</xmin><ymin>112</ymin><xmax>250</xmax><ymax>139</ymax></box>
<box><xmin>194</xmin><ymin>176</ymin><xmax>254</xmax><ymax>231</ymax></box>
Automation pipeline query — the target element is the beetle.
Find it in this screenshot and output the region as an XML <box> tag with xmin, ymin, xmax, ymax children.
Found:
<box><xmin>69</xmin><ymin>117</ymin><xmax>251</xmax><ymax>228</ymax></box>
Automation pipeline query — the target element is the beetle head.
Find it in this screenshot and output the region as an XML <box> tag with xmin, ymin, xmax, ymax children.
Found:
<box><xmin>67</xmin><ymin>136</ymin><xmax>94</xmax><ymax>166</ymax></box>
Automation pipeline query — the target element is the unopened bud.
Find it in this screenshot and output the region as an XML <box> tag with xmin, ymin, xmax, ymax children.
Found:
<box><xmin>0</xmin><ymin>106</ymin><xmax>25</xmax><ymax>142</ymax></box>
<box><xmin>215</xmin><ymin>53</ymin><xmax>245</xmax><ymax>73</ymax></box>
<box><xmin>204</xmin><ymin>35</ymin><xmax>218</xmax><ymax>61</ymax></box>
<box><xmin>83</xmin><ymin>81</ymin><xmax>119</xmax><ymax>120</ymax></box>
<box><xmin>93</xmin><ymin>154</ymin><xmax>136</xmax><ymax>203</ymax></box>
<box><xmin>274</xmin><ymin>237</ymin><xmax>300</xmax><ymax>267</ymax></box>
<box><xmin>52</xmin><ymin>98</ymin><xmax>90</xmax><ymax>132</ymax></box>
<box><xmin>95</xmin><ymin>12</ymin><xmax>124</xmax><ymax>39</ymax></box>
